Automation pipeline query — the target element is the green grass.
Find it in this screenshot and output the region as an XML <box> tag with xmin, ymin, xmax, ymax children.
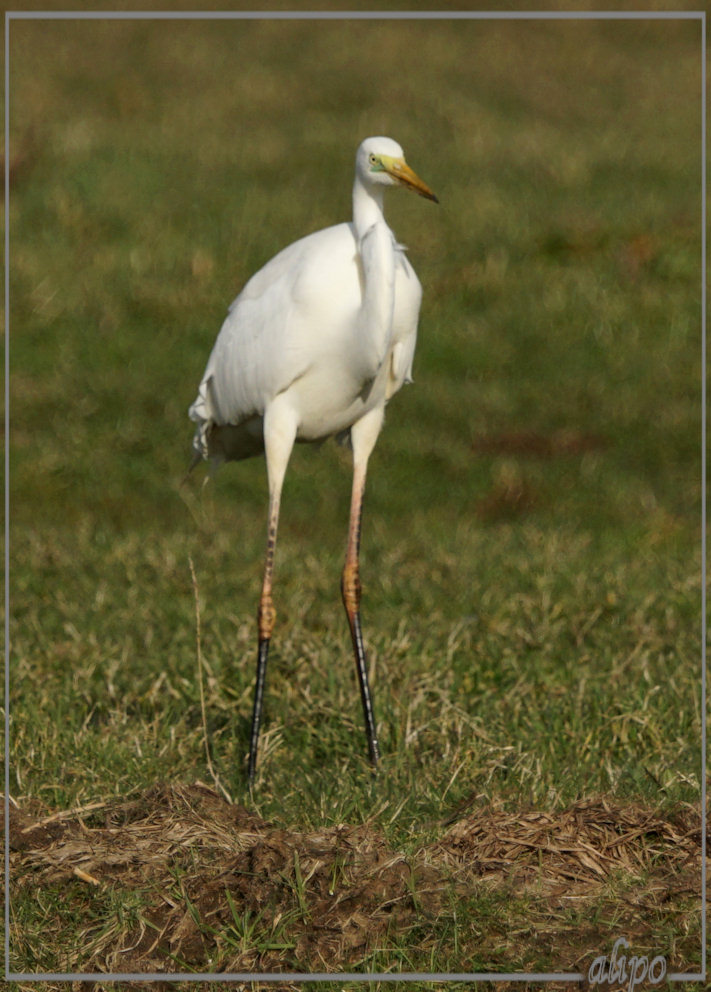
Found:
<box><xmin>6</xmin><ymin>9</ymin><xmax>704</xmax><ymax>980</ymax></box>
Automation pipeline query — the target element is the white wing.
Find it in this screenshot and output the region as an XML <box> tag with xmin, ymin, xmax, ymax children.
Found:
<box><xmin>189</xmin><ymin>221</ymin><xmax>423</xmax><ymax>461</ymax></box>
<box><xmin>189</xmin><ymin>222</ymin><xmax>362</xmax><ymax>456</ymax></box>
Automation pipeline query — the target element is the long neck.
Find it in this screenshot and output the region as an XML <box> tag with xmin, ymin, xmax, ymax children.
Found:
<box><xmin>351</xmin><ymin>175</ymin><xmax>396</xmax><ymax>380</ymax></box>
<box><xmin>352</xmin><ymin>174</ymin><xmax>385</xmax><ymax>241</ymax></box>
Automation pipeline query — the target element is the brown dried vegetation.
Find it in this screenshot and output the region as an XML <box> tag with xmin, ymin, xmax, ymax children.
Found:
<box><xmin>7</xmin><ymin>783</ymin><xmax>705</xmax><ymax>978</ymax></box>
<box><xmin>472</xmin><ymin>430</ymin><xmax>607</xmax><ymax>460</ymax></box>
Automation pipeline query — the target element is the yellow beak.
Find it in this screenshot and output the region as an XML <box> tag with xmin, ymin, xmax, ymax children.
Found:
<box><xmin>383</xmin><ymin>156</ymin><xmax>439</xmax><ymax>203</ymax></box>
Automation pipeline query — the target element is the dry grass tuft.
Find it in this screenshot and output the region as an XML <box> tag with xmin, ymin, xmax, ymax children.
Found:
<box><xmin>434</xmin><ymin>795</ymin><xmax>702</xmax><ymax>888</ymax></box>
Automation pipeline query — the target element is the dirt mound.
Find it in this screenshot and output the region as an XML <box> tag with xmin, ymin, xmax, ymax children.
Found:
<box><xmin>8</xmin><ymin>783</ymin><xmax>442</xmax><ymax>973</ymax></box>
<box><xmin>6</xmin><ymin>784</ymin><xmax>704</xmax><ymax>977</ymax></box>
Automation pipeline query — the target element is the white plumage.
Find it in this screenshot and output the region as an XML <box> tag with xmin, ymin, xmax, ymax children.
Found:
<box><xmin>190</xmin><ymin>138</ymin><xmax>430</xmax><ymax>461</ymax></box>
<box><xmin>189</xmin><ymin>136</ymin><xmax>437</xmax><ymax>782</ymax></box>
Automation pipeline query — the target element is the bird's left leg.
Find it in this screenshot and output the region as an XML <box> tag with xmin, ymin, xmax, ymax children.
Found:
<box><xmin>247</xmin><ymin>398</ymin><xmax>297</xmax><ymax>785</ymax></box>
<box><xmin>342</xmin><ymin>405</ymin><xmax>385</xmax><ymax>769</ymax></box>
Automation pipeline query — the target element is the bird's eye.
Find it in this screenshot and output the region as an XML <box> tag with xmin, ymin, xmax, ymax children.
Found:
<box><xmin>369</xmin><ymin>153</ymin><xmax>378</xmax><ymax>166</ymax></box>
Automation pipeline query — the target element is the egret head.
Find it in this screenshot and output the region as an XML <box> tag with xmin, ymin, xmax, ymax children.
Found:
<box><xmin>356</xmin><ymin>136</ymin><xmax>438</xmax><ymax>203</ymax></box>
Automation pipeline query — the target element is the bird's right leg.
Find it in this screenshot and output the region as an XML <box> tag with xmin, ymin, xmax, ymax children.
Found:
<box><xmin>342</xmin><ymin>406</ymin><xmax>385</xmax><ymax>770</ymax></box>
<box><xmin>247</xmin><ymin>400</ymin><xmax>297</xmax><ymax>785</ymax></box>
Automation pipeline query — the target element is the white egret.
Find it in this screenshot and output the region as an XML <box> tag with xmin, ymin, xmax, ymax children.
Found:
<box><xmin>189</xmin><ymin>136</ymin><xmax>438</xmax><ymax>782</ymax></box>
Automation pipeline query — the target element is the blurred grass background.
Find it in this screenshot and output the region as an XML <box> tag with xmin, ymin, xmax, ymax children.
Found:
<box><xmin>7</xmin><ymin>11</ymin><xmax>703</xmax><ymax>834</ymax></box>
